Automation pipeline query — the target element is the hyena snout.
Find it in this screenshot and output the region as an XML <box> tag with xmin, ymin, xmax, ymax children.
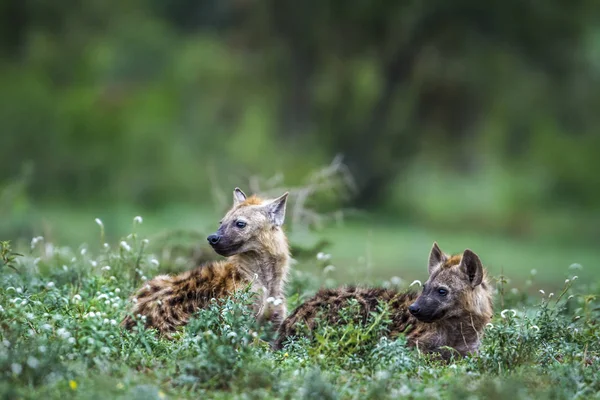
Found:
<box><xmin>408</xmin><ymin>303</ymin><xmax>420</xmax><ymax>316</ymax></box>
<box><xmin>207</xmin><ymin>234</ymin><xmax>221</xmax><ymax>245</ymax></box>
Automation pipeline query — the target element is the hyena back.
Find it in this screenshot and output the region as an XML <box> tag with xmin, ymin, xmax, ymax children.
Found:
<box><xmin>275</xmin><ymin>242</ymin><xmax>493</xmax><ymax>358</ymax></box>
<box><xmin>122</xmin><ymin>188</ymin><xmax>291</xmax><ymax>335</ymax></box>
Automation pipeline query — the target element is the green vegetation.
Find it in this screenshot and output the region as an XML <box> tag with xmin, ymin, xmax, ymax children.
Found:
<box><xmin>1</xmin><ymin>224</ymin><xmax>598</xmax><ymax>399</ymax></box>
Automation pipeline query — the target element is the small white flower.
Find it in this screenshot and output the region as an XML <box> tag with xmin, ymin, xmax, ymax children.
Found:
<box><xmin>141</xmin><ymin>276</ymin><xmax>147</xmax><ymax>281</ymax></box>
<box><xmin>95</xmin><ymin>218</ymin><xmax>103</xmax><ymax>227</ymax></box>
<box><xmin>150</xmin><ymin>259</ymin><xmax>160</xmax><ymax>267</ymax></box>
<box><xmin>142</xmin><ymin>239</ymin><xmax>149</xmax><ymax>245</ymax></box>
<box><xmin>132</xmin><ymin>298</ymin><xmax>138</xmax><ymax>304</ymax></box>
<box><xmin>486</xmin><ymin>323</ymin><xmax>494</xmax><ymax>329</ymax></box>
<box><xmin>565</xmin><ymin>279</ymin><xmax>570</xmax><ymax>284</ymax></box>
<box><xmin>110</xmin><ymin>319</ymin><xmax>117</xmax><ymax>326</ymax></box>
<box><xmin>323</xmin><ymin>265</ymin><xmax>336</xmax><ymax>274</ymax></box>
<box><xmin>573</xmin><ymin>316</ymin><xmax>581</xmax><ymax>321</ymax></box>
<box><xmin>90</xmin><ymin>260</ymin><xmax>97</xmax><ymax>267</ymax></box>
<box><xmin>134</xmin><ymin>216</ymin><xmax>143</xmax><ymax>224</ymax></box>
<box><xmin>25</xmin><ymin>313</ymin><xmax>35</xmax><ymax>320</ymax></box>
<box><xmin>103</xmin><ymin>243</ymin><xmax>109</xmax><ymax>249</ymax></box>
<box><xmin>449</xmin><ymin>364</ymin><xmax>457</xmax><ymax>370</ymax></box>
<box><xmin>530</xmin><ymin>269</ymin><xmax>537</xmax><ymax>275</ymax></box>
<box><xmin>112</xmin><ymin>303</ymin><xmax>119</xmax><ymax>308</ymax></box>
<box><xmin>88</xmin><ymin>312</ymin><xmax>96</xmax><ymax>318</ymax></box>
<box><xmin>227</xmin><ymin>332</ymin><xmax>237</xmax><ymax>338</ymax></box>
<box><xmin>510</xmin><ymin>288</ymin><xmax>519</xmax><ymax>295</ymax></box>
<box><xmin>110</xmin><ymin>276</ymin><xmax>116</xmax><ymax>281</ymax></box>
<box><xmin>500</xmin><ymin>309</ymin><xmax>517</xmax><ymax>318</ymax></box>
<box><xmin>11</xmin><ymin>363</ymin><xmax>22</xmax><ymax>375</ymax></box>
<box><xmin>41</xmin><ymin>324</ymin><xmax>52</xmax><ymax>331</ymax></box>
<box><xmin>273</xmin><ymin>298</ymin><xmax>283</xmax><ymax>306</ymax></box>
<box><xmin>569</xmin><ymin>263</ymin><xmax>582</xmax><ymax>270</ymax></box>
<box><xmin>390</xmin><ymin>276</ymin><xmax>402</xmax><ymax>285</ymax></box>
<box><xmin>101</xmin><ymin>266</ymin><xmax>111</xmax><ymax>271</ymax></box>
<box><xmin>46</xmin><ymin>282</ymin><xmax>55</xmax><ymax>289</ymax></box>
<box><xmin>33</xmin><ymin>257</ymin><xmax>41</xmax><ymax>265</ymax></box>
<box><xmin>68</xmin><ymin>337</ymin><xmax>76</xmax><ymax>344</ymax></box>
<box><xmin>73</xmin><ymin>294</ymin><xmax>82</xmax><ymax>302</ymax></box>
<box><xmin>104</xmin><ymin>300</ymin><xmax>110</xmax><ymax>305</ymax></box>
<box><xmin>531</xmin><ymin>325</ymin><xmax>540</xmax><ymax>332</ymax></box>
<box><xmin>87</xmin><ymin>338</ymin><xmax>95</xmax><ymax>345</ymax></box>
<box><xmin>27</xmin><ymin>356</ymin><xmax>39</xmax><ymax>369</ymax></box>
<box><xmin>81</xmin><ymin>248</ymin><xmax>87</xmax><ymax>256</ymax></box>
<box><xmin>567</xmin><ymin>295</ymin><xmax>575</xmax><ymax>300</ymax></box>
<box><xmin>57</xmin><ymin>328</ymin><xmax>71</xmax><ymax>339</ymax></box>
<box><xmin>375</xmin><ymin>370</ymin><xmax>390</xmax><ymax>380</ymax></box>
<box><xmin>30</xmin><ymin>236</ymin><xmax>44</xmax><ymax>249</ymax></box>
<box><xmin>20</xmin><ymin>299</ymin><xmax>28</xmax><ymax>306</ymax></box>
<box><xmin>115</xmin><ymin>288</ymin><xmax>121</xmax><ymax>294</ymax></box>
<box><xmin>62</xmin><ymin>265</ymin><xmax>68</xmax><ymax>271</ymax></box>
<box><xmin>101</xmin><ymin>347</ymin><xmax>110</xmax><ymax>354</ymax></box>
<box><xmin>548</xmin><ymin>293</ymin><xmax>554</xmax><ymax>298</ymax></box>
<box><xmin>316</xmin><ymin>252</ymin><xmax>325</xmax><ymax>260</ymax></box>
<box><xmin>120</xmin><ymin>241</ymin><xmax>131</xmax><ymax>252</ymax></box>
<box><xmin>572</xmin><ymin>275</ymin><xmax>578</xmax><ymax>281</ymax></box>
<box><xmin>38</xmin><ymin>345</ymin><xmax>47</xmax><ymax>353</ymax></box>
<box><xmin>97</xmin><ymin>294</ymin><xmax>108</xmax><ymax>300</ymax></box>
<box><xmin>409</xmin><ymin>280</ymin><xmax>422</xmax><ymax>287</ymax></box>
<box><xmin>266</xmin><ymin>297</ymin><xmax>275</xmax><ymax>304</ymax></box>
<box><xmin>103</xmin><ymin>318</ymin><xmax>109</xmax><ymax>324</ymax></box>
<box><xmin>539</xmin><ymin>290</ymin><xmax>545</xmax><ymax>295</ymax></box>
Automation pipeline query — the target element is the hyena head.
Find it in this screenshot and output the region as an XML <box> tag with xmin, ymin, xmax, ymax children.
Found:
<box><xmin>408</xmin><ymin>242</ymin><xmax>491</xmax><ymax>323</ymax></box>
<box><xmin>206</xmin><ymin>188</ymin><xmax>289</xmax><ymax>257</ymax></box>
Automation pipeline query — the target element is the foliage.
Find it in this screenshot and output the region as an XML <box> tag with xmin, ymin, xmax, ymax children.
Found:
<box><xmin>0</xmin><ymin>219</ymin><xmax>599</xmax><ymax>399</ymax></box>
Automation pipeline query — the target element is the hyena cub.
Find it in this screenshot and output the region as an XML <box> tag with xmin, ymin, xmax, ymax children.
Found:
<box><xmin>122</xmin><ymin>188</ymin><xmax>291</xmax><ymax>335</ymax></box>
<box><xmin>275</xmin><ymin>243</ymin><xmax>493</xmax><ymax>358</ymax></box>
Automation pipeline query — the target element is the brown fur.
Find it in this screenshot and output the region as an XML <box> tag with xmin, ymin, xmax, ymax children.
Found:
<box><xmin>275</xmin><ymin>243</ymin><xmax>493</xmax><ymax>358</ymax></box>
<box><xmin>122</xmin><ymin>189</ymin><xmax>291</xmax><ymax>335</ymax></box>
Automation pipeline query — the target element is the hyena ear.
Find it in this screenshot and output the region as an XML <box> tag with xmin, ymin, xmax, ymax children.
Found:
<box><xmin>460</xmin><ymin>249</ymin><xmax>483</xmax><ymax>287</ymax></box>
<box><xmin>264</xmin><ymin>192</ymin><xmax>289</xmax><ymax>226</ymax></box>
<box><xmin>428</xmin><ymin>242</ymin><xmax>446</xmax><ymax>275</ymax></box>
<box><xmin>233</xmin><ymin>187</ymin><xmax>247</xmax><ymax>205</ymax></box>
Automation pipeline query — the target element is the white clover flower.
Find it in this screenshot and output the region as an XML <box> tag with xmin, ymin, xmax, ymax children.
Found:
<box><xmin>33</xmin><ymin>257</ymin><xmax>41</xmax><ymax>265</ymax></box>
<box><xmin>90</xmin><ymin>261</ymin><xmax>97</xmax><ymax>267</ymax></box>
<box><xmin>132</xmin><ymin>298</ymin><xmax>138</xmax><ymax>304</ymax></box>
<box><xmin>134</xmin><ymin>216</ymin><xmax>143</xmax><ymax>224</ymax></box>
<box><xmin>31</xmin><ymin>236</ymin><xmax>44</xmax><ymax>249</ymax></box>
<box><xmin>569</xmin><ymin>263</ymin><xmax>582</xmax><ymax>270</ymax></box>
<box><xmin>103</xmin><ymin>318</ymin><xmax>109</xmax><ymax>324</ymax></box>
<box><xmin>110</xmin><ymin>319</ymin><xmax>117</xmax><ymax>326</ymax></box>
<box><xmin>120</xmin><ymin>241</ymin><xmax>131</xmax><ymax>252</ymax></box>
<box><xmin>88</xmin><ymin>312</ymin><xmax>96</xmax><ymax>318</ymax></box>
<box><xmin>80</xmin><ymin>248</ymin><xmax>87</xmax><ymax>256</ymax></box>
<box><xmin>110</xmin><ymin>276</ymin><xmax>116</xmax><ymax>281</ymax></box>
<box><xmin>101</xmin><ymin>347</ymin><xmax>110</xmax><ymax>354</ymax></box>
<box><xmin>390</xmin><ymin>276</ymin><xmax>402</xmax><ymax>285</ymax></box>
<box><xmin>104</xmin><ymin>300</ymin><xmax>110</xmax><ymax>305</ymax></box>
<box><xmin>323</xmin><ymin>265</ymin><xmax>336</xmax><ymax>274</ymax></box>
<box><xmin>567</xmin><ymin>295</ymin><xmax>575</xmax><ymax>300</ymax></box>
<box><xmin>114</xmin><ymin>288</ymin><xmax>121</xmax><ymax>294</ymax></box>
<box><xmin>39</xmin><ymin>345</ymin><xmax>47</xmax><ymax>353</ymax></box>
<box><xmin>103</xmin><ymin>243</ymin><xmax>109</xmax><ymax>249</ymax></box>
<box><xmin>57</xmin><ymin>328</ymin><xmax>71</xmax><ymax>339</ymax></box>
<box><xmin>548</xmin><ymin>293</ymin><xmax>554</xmax><ymax>298</ymax></box>
<box><xmin>141</xmin><ymin>276</ymin><xmax>147</xmax><ymax>281</ymax></box>
<box><xmin>20</xmin><ymin>299</ymin><xmax>28</xmax><ymax>306</ymax></box>
<box><xmin>87</xmin><ymin>338</ymin><xmax>95</xmax><ymax>345</ymax></box>
<box><xmin>0</xmin><ymin>305</ymin><xmax>4</xmax><ymax>313</ymax></box>
<box><xmin>25</xmin><ymin>313</ymin><xmax>35</xmax><ymax>320</ymax></box>
<box><xmin>539</xmin><ymin>290</ymin><xmax>545</xmax><ymax>295</ymax></box>
<box><xmin>46</xmin><ymin>282</ymin><xmax>55</xmax><ymax>289</ymax></box>
<box><xmin>572</xmin><ymin>275</ymin><xmax>578</xmax><ymax>281</ymax></box>
<box><xmin>227</xmin><ymin>332</ymin><xmax>237</xmax><ymax>338</ymax></box>
<box><xmin>68</xmin><ymin>337</ymin><xmax>76</xmax><ymax>344</ymax></box>
<box><xmin>565</xmin><ymin>279</ymin><xmax>570</xmax><ymax>284</ymax></box>
<box><xmin>41</xmin><ymin>324</ymin><xmax>52</xmax><ymax>331</ymax></box>
<box><xmin>409</xmin><ymin>280</ymin><xmax>422</xmax><ymax>287</ymax></box>
<box><xmin>531</xmin><ymin>325</ymin><xmax>540</xmax><ymax>332</ymax></box>
<box><xmin>316</xmin><ymin>252</ymin><xmax>325</xmax><ymax>260</ymax></box>
<box><xmin>150</xmin><ymin>259</ymin><xmax>160</xmax><ymax>267</ymax></box>
<box><xmin>375</xmin><ymin>370</ymin><xmax>390</xmax><ymax>380</ymax></box>
<box><xmin>500</xmin><ymin>309</ymin><xmax>517</xmax><ymax>318</ymax></box>
<box><xmin>73</xmin><ymin>294</ymin><xmax>82</xmax><ymax>302</ymax></box>
<box><xmin>101</xmin><ymin>266</ymin><xmax>111</xmax><ymax>271</ymax></box>
<box><xmin>11</xmin><ymin>363</ymin><xmax>22</xmax><ymax>375</ymax></box>
<box><xmin>27</xmin><ymin>356</ymin><xmax>39</xmax><ymax>369</ymax></box>
<box><xmin>530</xmin><ymin>269</ymin><xmax>537</xmax><ymax>275</ymax></box>
<box><xmin>62</xmin><ymin>265</ymin><xmax>68</xmax><ymax>271</ymax></box>
<box><xmin>142</xmin><ymin>239</ymin><xmax>149</xmax><ymax>245</ymax></box>
<box><xmin>2</xmin><ymin>340</ymin><xmax>10</xmax><ymax>347</ymax></box>
<box><xmin>486</xmin><ymin>323</ymin><xmax>494</xmax><ymax>329</ymax></box>
<box><xmin>95</xmin><ymin>218</ymin><xmax>103</xmax><ymax>227</ymax></box>
<box><xmin>97</xmin><ymin>294</ymin><xmax>109</xmax><ymax>300</ymax></box>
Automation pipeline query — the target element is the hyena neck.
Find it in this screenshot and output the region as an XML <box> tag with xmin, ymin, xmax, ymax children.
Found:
<box><xmin>428</xmin><ymin>310</ymin><xmax>491</xmax><ymax>356</ymax></box>
<box><xmin>230</xmin><ymin>231</ymin><xmax>290</xmax><ymax>298</ymax></box>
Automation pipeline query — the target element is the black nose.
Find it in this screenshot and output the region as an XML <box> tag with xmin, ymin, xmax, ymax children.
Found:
<box><xmin>408</xmin><ymin>304</ymin><xmax>420</xmax><ymax>315</ymax></box>
<box><xmin>207</xmin><ymin>234</ymin><xmax>221</xmax><ymax>245</ymax></box>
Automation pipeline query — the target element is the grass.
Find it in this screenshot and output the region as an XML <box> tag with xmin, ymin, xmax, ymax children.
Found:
<box><xmin>0</xmin><ymin>219</ymin><xmax>599</xmax><ymax>399</ymax></box>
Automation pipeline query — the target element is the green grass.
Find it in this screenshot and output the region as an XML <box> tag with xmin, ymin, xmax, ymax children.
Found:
<box><xmin>1</xmin><ymin>220</ymin><xmax>599</xmax><ymax>399</ymax></box>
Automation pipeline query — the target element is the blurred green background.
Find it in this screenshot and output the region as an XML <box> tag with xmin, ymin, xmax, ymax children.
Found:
<box><xmin>1</xmin><ymin>0</ymin><xmax>599</xmax><ymax>287</ymax></box>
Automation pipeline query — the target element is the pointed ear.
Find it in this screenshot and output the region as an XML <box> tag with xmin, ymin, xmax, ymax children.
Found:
<box><xmin>233</xmin><ymin>187</ymin><xmax>247</xmax><ymax>205</ymax></box>
<box><xmin>460</xmin><ymin>249</ymin><xmax>483</xmax><ymax>287</ymax></box>
<box><xmin>264</xmin><ymin>192</ymin><xmax>289</xmax><ymax>226</ymax></box>
<box><xmin>428</xmin><ymin>242</ymin><xmax>446</xmax><ymax>275</ymax></box>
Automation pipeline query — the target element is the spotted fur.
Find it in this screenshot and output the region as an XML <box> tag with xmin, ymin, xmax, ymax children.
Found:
<box><xmin>275</xmin><ymin>243</ymin><xmax>493</xmax><ymax>358</ymax></box>
<box><xmin>122</xmin><ymin>188</ymin><xmax>291</xmax><ymax>335</ymax></box>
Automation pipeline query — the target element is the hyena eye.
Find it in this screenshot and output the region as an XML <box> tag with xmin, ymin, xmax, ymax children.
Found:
<box><xmin>235</xmin><ymin>221</ymin><xmax>247</xmax><ymax>229</ymax></box>
<box><xmin>437</xmin><ymin>288</ymin><xmax>448</xmax><ymax>296</ymax></box>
